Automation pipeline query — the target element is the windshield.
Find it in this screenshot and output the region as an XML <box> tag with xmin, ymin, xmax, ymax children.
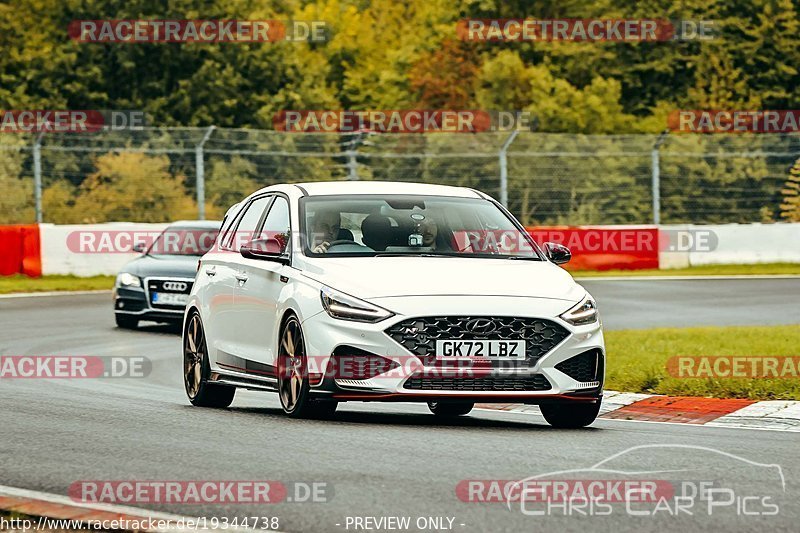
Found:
<box><xmin>147</xmin><ymin>227</ymin><xmax>219</xmax><ymax>256</ymax></box>
<box><xmin>300</xmin><ymin>195</ymin><xmax>543</xmax><ymax>259</ymax></box>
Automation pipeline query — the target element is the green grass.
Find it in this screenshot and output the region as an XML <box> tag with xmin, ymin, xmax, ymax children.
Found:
<box><xmin>573</xmin><ymin>262</ymin><xmax>800</xmax><ymax>277</ymax></box>
<box><xmin>0</xmin><ymin>274</ymin><xmax>115</xmax><ymax>294</ymax></box>
<box><xmin>605</xmin><ymin>325</ymin><xmax>800</xmax><ymax>400</ymax></box>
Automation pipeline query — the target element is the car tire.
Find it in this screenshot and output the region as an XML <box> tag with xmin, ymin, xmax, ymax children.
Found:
<box><xmin>540</xmin><ymin>401</ymin><xmax>601</xmax><ymax>428</ymax></box>
<box><xmin>183</xmin><ymin>312</ymin><xmax>235</xmax><ymax>408</ymax></box>
<box><xmin>277</xmin><ymin>315</ymin><xmax>338</xmax><ymax>419</ymax></box>
<box><xmin>427</xmin><ymin>401</ymin><xmax>474</xmax><ymax>416</ymax></box>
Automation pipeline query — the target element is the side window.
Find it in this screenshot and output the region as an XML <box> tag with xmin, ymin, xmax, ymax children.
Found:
<box><xmin>223</xmin><ymin>195</ymin><xmax>272</xmax><ymax>251</ymax></box>
<box><xmin>217</xmin><ymin>202</ymin><xmax>241</xmax><ymax>248</ymax></box>
<box><xmin>258</xmin><ymin>197</ymin><xmax>291</xmax><ymax>250</ymax></box>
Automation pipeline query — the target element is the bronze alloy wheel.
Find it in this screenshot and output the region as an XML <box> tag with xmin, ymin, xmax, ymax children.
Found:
<box><xmin>183</xmin><ymin>312</ymin><xmax>235</xmax><ymax>408</ymax></box>
<box><xmin>278</xmin><ymin>316</ymin><xmax>337</xmax><ymax>418</ymax></box>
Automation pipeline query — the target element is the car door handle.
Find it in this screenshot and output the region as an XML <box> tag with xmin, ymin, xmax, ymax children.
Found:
<box><xmin>235</xmin><ymin>273</ymin><xmax>248</xmax><ymax>283</ymax></box>
<box><xmin>205</xmin><ymin>267</ymin><xmax>216</xmax><ymax>276</ymax></box>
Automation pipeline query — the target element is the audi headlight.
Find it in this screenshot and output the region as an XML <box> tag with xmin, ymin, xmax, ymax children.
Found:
<box><xmin>560</xmin><ymin>295</ymin><xmax>598</xmax><ymax>326</ymax></box>
<box><xmin>116</xmin><ymin>272</ymin><xmax>141</xmax><ymax>288</ymax></box>
<box><xmin>320</xmin><ymin>286</ymin><xmax>394</xmax><ymax>323</ymax></box>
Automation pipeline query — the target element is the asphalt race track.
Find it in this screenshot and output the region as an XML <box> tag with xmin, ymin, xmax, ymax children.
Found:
<box><xmin>2</xmin><ymin>279</ymin><xmax>799</xmax><ymax>532</ymax></box>
<box><xmin>580</xmin><ymin>278</ymin><xmax>800</xmax><ymax>329</ymax></box>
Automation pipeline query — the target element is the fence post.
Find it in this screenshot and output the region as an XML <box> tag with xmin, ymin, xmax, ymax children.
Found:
<box><xmin>33</xmin><ymin>132</ymin><xmax>44</xmax><ymax>223</ymax></box>
<box><xmin>195</xmin><ymin>126</ymin><xmax>216</xmax><ymax>220</ymax></box>
<box><xmin>345</xmin><ymin>132</ymin><xmax>362</xmax><ymax>180</ymax></box>
<box><xmin>498</xmin><ymin>130</ymin><xmax>519</xmax><ymax>208</ymax></box>
<box><xmin>651</xmin><ymin>130</ymin><xmax>668</xmax><ymax>225</ymax></box>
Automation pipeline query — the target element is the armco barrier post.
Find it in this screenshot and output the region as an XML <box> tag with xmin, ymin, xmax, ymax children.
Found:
<box><xmin>195</xmin><ymin>125</ymin><xmax>216</xmax><ymax>220</ymax></box>
<box><xmin>32</xmin><ymin>132</ymin><xmax>45</xmax><ymax>223</ymax></box>
<box><xmin>499</xmin><ymin>130</ymin><xmax>519</xmax><ymax>208</ymax></box>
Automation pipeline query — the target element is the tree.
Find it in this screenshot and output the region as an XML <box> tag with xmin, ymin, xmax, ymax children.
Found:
<box><xmin>68</xmin><ymin>152</ymin><xmax>200</xmax><ymax>223</ymax></box>
<box><xmin>0</xmin><ymin>143</ymin><xmax>33</xmax><ymax>223</ymax></box>
<box><xmin>780</xmin><ymin>158</ymin><xmax>800</xmax><ymax>222</ymax></box>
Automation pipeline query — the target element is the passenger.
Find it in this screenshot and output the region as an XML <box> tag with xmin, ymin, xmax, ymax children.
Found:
<box><xmin>418</xmin><ymin>217</ymin><xmax>439</xmax><ymax>249</ymax></box>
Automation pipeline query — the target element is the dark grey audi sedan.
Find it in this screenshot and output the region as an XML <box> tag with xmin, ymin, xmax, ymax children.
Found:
<box><xmin>112</xmin><ymin>220</ymin><xmax>220</xmax><ymax>329</ymax></box>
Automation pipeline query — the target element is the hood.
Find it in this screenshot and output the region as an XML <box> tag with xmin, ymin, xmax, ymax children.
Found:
<box><xmin>122</xmin><ymin>254</ymin><xmax>200</xmax><ymax>279</ymax></box>
<box><xmin>300</xmin><ymin>257</ymin><xmax>584</xmax><ymax>302</ymax></box>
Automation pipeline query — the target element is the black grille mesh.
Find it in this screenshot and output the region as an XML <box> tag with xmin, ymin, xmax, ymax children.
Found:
<box><xmin>330</xmin><ymin>346</ymin><xmax>399</xmax><ymax>380</ymax></box>
<box><xmin>404</xmin><ymin>374</ymin><xmax>552</xmax><ymax>391</ymax></box>
<box><xmin>555</xmin><ymin>350</ymin><xmax>602</xmax><ymax>382</ymax></box>
<box><xmin>385</xmin><ymin>316</ymin><xmax>569</xmax><ymax>366</ymax></box>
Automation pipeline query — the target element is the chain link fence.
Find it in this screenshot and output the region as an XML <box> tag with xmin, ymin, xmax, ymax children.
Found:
<box><xmin>1</xmin><ymin>128</ymin><xmax>798</xmax><ymax>225</ymax></box>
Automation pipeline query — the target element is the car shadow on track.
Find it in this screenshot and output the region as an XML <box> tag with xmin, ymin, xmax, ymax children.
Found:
<box><xmin>117</xmin><ymin>322</ymin><xmax>182</xmax><ymax>336</ymax></box>
<box><xmin>224</xmin><ymin>406</ymin><xmax>599</xmax><ymax>432</ymax></box>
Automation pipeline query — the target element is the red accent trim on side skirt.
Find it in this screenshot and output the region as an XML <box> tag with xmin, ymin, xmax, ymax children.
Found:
<box><xmin>331</xmin><ymin>392</ymin><xmax>600</xmax><ymax>402</ymax></box>
<box><xmin>217</xmin><ymin>362</ymin><xmax>276</xmax><ymax>377</ymax></box>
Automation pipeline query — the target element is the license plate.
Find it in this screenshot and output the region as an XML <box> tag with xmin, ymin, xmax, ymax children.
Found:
<box><xmin>151</xmin><ymin>292</ymin><xmax>188</xmax><ymax>306</ymax></box>
<box><xmin>435</xmin><ymin>340</ymin><xmax>526</xmax><ymax>359</ymax></box>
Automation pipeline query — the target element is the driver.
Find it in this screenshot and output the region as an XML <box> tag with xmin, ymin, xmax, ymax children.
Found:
<box><xmin>310</xmin><ymin>209</ymin><xmax>345</xmax><ymax>253</ymax></box>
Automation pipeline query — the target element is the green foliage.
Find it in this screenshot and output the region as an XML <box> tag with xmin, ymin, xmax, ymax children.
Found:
<box><xmin>0</xmin><ymin>0</ymin><xmax>798</xmax><ymax>224</ymax></box>
<box><xmin>43</xmin><ymin>152</ymin><xmax>200</xmax><ymax>223</ymax></box>
<box><xmin>780</xmin><ymin>158</ymin><xmax>800</xmax><ymax>222</ymax></box>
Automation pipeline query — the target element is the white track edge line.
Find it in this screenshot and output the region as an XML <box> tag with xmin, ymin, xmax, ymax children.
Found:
<box><xmin>0</xmin><ymin>290</ymin><xmax>112</xmax><ymax>299</ymax></box>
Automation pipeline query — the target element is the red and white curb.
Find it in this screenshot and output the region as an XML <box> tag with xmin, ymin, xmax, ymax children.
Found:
<box><xmin>0</xmin><ymin>484</ymin><xmax>258</xmax><ymax>532</ymax></box>
<box><xmin>478</xmin><ymin>391</ymin><xmax>800</xmax><ymax>431</ymax></box>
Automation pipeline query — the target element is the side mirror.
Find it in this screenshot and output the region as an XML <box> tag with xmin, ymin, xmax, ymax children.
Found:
<box><xmin>544</xmin><ymin>242</ymin><xmax>571</xmax><ymax>265</ymax></box>
<box><xmin>240</xmin><ymin>238</ymin><xmax>289</xmax><ymax>264</ymax></box>
<box><xmin>132</xmin><ymin>242</ymin><xmax>146</xmax><ymax>253</ymax></box>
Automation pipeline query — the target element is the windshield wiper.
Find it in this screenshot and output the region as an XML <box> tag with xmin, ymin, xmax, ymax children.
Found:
<box><xmin>373</xmin><ymin>252</ymin><xmax>458</xmax><ymax>258</ymax></box>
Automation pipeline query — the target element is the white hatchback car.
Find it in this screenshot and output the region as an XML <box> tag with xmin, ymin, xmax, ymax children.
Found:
<box><xmin>183</xmin><ymin>181</ymin><xmax>605</xmax><ymax>427</ymax></box>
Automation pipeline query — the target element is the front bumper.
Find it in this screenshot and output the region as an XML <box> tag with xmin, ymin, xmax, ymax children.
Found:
<box><xmin>301</xmin><ymin>296</ymin><xmax>605</xmax><ymax>402</ymax></box>
<box><xmin>113</xmin><ymin>277</ymin><xmax>193</xmax><ymax>323</ymax></box>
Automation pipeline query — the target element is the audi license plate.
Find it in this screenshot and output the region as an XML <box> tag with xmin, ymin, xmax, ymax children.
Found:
<box><xmin>151</xmin><ymin>292</ymin><xmax>188</xmax><ymax>306</ymax></box>
<box><xmin>435</xmin><ymin>340</ymin><xmax>526</xmax><ymax>359</ymax></box>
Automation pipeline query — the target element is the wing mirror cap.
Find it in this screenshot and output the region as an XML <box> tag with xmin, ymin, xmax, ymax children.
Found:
<box><xmin>240</xmin><ymin>237</ymin><xmax>290</xmax><ymax>264</ymax></box>
<box><xmin>544</xmin><ymin>242</ymin><xmax>571</xmax><ymax>265</ymax></box>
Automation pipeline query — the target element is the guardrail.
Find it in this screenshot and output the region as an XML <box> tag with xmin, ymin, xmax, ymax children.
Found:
<box><xmin>0</xmin><ymin>222</ymin><xmax>798</xmax><ymax>277</ymax></box>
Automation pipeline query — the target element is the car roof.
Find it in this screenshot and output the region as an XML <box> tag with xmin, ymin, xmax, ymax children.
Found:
<box><xmin>168</xmin><ymin>220</ymin><xmax>222</xmax><ymax>228</ymax></box>
<box><xmin>255</xmin><ymin>181</ymin><xmax>487</xmax><ymax>199</ymax></box>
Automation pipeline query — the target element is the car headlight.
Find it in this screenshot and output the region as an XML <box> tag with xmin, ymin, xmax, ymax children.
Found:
<box><xmin>320</xmin><ymin>286</ymin><xmax>394</xmax><ymax>323</ymax></box>
<box><xmin>560</xmin><ymin>295</ymin><xmax>598</xmax><ymax>326</ymax></box>
<box><xmin>116</xmin><ymin>272</ymin><xmax>141</xmax><ymax>288</ymax></box>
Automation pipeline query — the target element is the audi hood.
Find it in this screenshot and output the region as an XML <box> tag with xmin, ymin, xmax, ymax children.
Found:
<box><xmin>121</xmin><ymin>254</ymin><xmax>201</xmax><ymax>279</ymax></box>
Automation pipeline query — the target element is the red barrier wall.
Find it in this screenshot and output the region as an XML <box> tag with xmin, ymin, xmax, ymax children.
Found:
<box><xmin>527</xmin><ymin>225</ymin><xmax>659</xmax><ymax>271</ymax></box>
<box><xmin>0</xmin><ymin>225</ymin><xmax>42</xmax><ymax>277</ymax></box>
